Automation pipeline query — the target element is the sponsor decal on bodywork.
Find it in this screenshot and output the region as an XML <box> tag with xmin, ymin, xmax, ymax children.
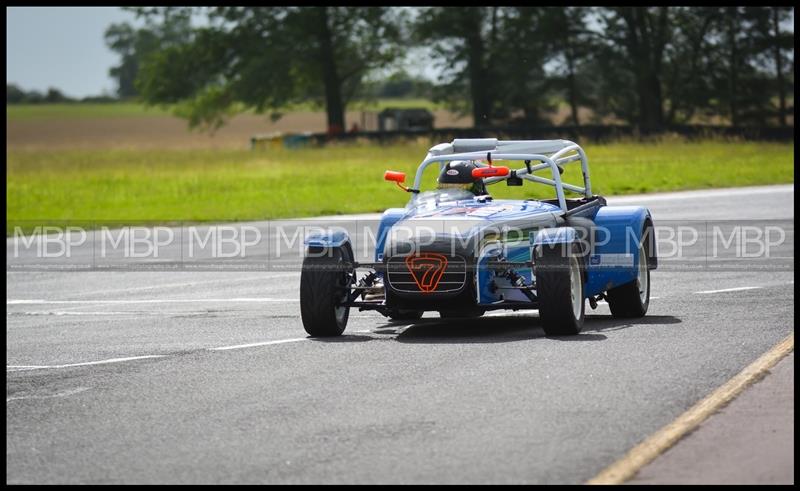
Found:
<box><xmin>590</xmin><ymin>253</ymin><xmax>634</xmax><ymax>267</ymax></box>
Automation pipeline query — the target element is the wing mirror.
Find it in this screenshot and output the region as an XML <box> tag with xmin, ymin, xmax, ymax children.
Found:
<box><xmin>384</xmin><ymin>170</ymin><xmax>409</xmax><ymax>192</ymax></box>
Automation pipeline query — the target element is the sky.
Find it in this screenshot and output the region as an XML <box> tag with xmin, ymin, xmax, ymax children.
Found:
<box><xmin>5</xmin><ymin>6</ymin><xmax>439</xmax><ymax>99</ymax></box>
<box><xmin>6</xmin><ymin>7</ymin><xmax>145</xmax><ymax>98</ymax></box>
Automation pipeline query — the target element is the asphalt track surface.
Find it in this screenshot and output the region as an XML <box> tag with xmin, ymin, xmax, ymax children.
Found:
<box><xmin>6</xmin><ymin>184</ymin><xmax>794</xmax><ymax>484</ymax></box>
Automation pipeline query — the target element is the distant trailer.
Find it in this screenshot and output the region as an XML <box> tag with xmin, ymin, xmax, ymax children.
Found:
<box><xmin>251</xmin><ymin>131</ymin><xmax>313</xmax><ymax>150</ymax></box>
<box><xmin>377</xmin><ymin>108</ymin><xmax>434</xmax><ymax>132</ymax></box>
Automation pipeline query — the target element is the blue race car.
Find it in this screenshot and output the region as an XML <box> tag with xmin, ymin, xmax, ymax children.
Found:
<box><xmin>300</xmin><ymin>138</ymin><xmax>657</xmax><ymax>336</ymax></box>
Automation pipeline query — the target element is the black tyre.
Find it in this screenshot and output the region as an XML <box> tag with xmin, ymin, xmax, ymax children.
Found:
<box><xmin>534</xmin><ymin>242</ymin><xmax>585</xmax><ymax>336</ymax></box>
<box><xmin>300</xmin><ymin>243</ymin><xmax>354</xmax><ymax>337</ymax></box>
<box><xmin>606</xmin><ymin>224</ymin><xmax>651</xmax><ymax>318</ymax></box>
<box><xmin>387</xmin><ymin>309</ymin><xmax>424</xmax><ymax>321</ymax></box>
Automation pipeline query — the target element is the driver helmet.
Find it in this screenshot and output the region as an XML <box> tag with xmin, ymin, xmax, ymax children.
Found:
<box><xmin>437</xmin><ymin>160</ymin><xmax>487</xmax><ymax>195</ymax></box>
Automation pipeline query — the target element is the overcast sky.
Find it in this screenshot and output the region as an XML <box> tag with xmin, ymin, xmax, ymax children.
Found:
<box><xmin>6</xmin><ymin>7</ymin><xmax>145</xmax><ymax>98</ymax></box>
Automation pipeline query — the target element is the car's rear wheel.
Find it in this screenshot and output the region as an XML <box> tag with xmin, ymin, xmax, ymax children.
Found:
<box><xmin>534</xmin><ymin>242</ymin><xmax>585</xmax><ymax>336</ymax></box>
<box><xmin>606</xmin><ymin>227</ymin><xmax>651</xmax><ymax>318</ymax></box>
<box><xmin>300</xmin><ymin>243</ymin><xmax>353</xmax><ymax>337</ymax></box>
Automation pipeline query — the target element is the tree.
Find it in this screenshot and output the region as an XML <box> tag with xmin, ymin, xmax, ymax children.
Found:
<box><xmin>6</xmin><ymin>84</ymin><xmax>72</xmax><ymax>104</ymax></box>
<box><xmin>414</xmin><ymin>7</ymin><xmax>503</xmax><ymax>127</ymax></box>
<box><xmin>545</xmin><ymin>7</ymin><xmax>597</xmax><ymax>127</ymax></box>
<box><xmin>770</xmin><ymin>7</ymin><xmax>793</xmax><ymax>127</ymax></box>
<box><xmin>105</xmin><ymin>8</ymin><xmax>194</xmax><ymax>99</ymax></box>
<box><xmin>700</xmin><ymin>7</ymin><xmax>780</xmax><ymax>126</ymax></box>
<box><xmin>105</xmin><ymin>23</ymin><xmax>144</xmax><ymax>98</ymax></box>
<box><xmin>661</xmin><ymin>7</ymin><xmax>717</xmax><ymax>124</ymax></box>
<box><xmin>598</xmin><ymin>7</ymin><xmax>673</xmax><ymax>131</ymax></box>
<box><xmin>591</xmin><ymin>6</ymin><xmax>791</xmax><ymax>128</ymax></box>
<box><xmin>746</xmin><ymin>6</ymin><xmax>794</xmax><ymax>126</ymax></box>
<box><xmin>7</xmin><ymin>84</ymin><xmax>26</xmax><ymax>104</ymax></box>
<box><xmin>490</xmin><ymin>7</ymin><xmax>558</xmax><ymax>126</ymax></box>
<box><xmin>768</xmin><ymin>7</ymin><xmax>793</xmax><ymax>127</ymax></box>
<box><xmin>133</xmin><ymin>7</ymin><xmax>402</xmax><ymax>133</ymax></box>
<box><xmin>44</xmin><ymin>88</ymin><xmax>71</xmax><ymax>103</ymax></box>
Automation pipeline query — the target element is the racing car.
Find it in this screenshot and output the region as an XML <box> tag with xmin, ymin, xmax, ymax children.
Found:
<box><xmin>300</xmin><ymin>138</ymin><xmax>656</xmax><ymax>336</ymax></box>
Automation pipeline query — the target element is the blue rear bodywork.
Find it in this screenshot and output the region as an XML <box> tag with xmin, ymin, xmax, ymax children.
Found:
<box><xmin>386</xmin><ymin>191</ymin><xmax>654</xmax><ymax>305</ymax></box>
<box><xmin>309</xmin><ymin>189</ymin><xmax>655</xmax><ymax>308</ymax></box>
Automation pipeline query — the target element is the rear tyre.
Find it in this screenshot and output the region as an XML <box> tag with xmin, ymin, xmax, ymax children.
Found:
<box><xmin>300</xmin><ymin>243</ymin><xmax>353</xmax><ymax>337</ymax></box>
<box><xmin>607</xmin><ymin>227</ymin><xmax>651</xmax><ymax>318</ymax></box>
<box><xmin>534</xmin><ymin>242</ymin><xmax>585</xmax><ymax>336</ymax></box>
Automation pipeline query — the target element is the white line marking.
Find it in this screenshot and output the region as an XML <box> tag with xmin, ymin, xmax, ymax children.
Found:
<box><xmin>7</xmin><ymin>336</ymin><xmax>313</xmax><ymax>372</ymax></box>
<box><xmin>8</xmin><ymin>310</ymin><xmax>307</xmax><ymax>317</ymax></box>
<box><xmin>8</xmin><ymin>311</ymin><xmax>157</xmax><ymax>316</ymax></box>
<box><xmin>7</xmin><ymin>387</ymin><xmax>91</xmax><ymax>403</ymax></box>
<box><xmin>606</xmin><ymin>184</ymin><xmax>793</xmax><ymax>204</ymax></box>
<box><xmin>6</xmin><ymin>355</ymin><xmax>165</xmax><ymax>371</ymax></box>
<box><xmin>7</xmin><ymin>298</ymin><xmax>298</xmax><ymax>305</ymax></box>
<box><xmin>67</xmin><ymin>273</ymin><xmax>300</xmax><ymax>297</ymax></box>
<box><xmin>695</xmin><ymin>286</ymin><xmax>762</xmax><ymax>294</ymax></box>
<box><xmin>208</xmin><ymin>338</ymin><xmax>308</xmax><ymax>351</ymax></box>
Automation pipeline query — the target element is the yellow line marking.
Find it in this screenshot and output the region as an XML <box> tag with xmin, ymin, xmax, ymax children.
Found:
<box><xmin>587</xmin><ymin>332</ymin><xmax>794</xmax><ymax>485</ymax></box>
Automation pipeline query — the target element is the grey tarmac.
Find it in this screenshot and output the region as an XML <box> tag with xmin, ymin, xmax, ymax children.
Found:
<box><xmin>6</xmin><ymin>184</ymin><xmax>794</xmax><ymax>484</ymax></box>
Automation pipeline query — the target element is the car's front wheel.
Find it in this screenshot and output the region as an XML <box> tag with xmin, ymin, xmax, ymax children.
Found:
<box><xmin>534</xmin><ymin>242</ymin><xmax>585</xmax><ymax>336</ymax></box>
<box><xmin>300</xmin><ymin>243</ymin><xmax>353</xmax><ymax>337</ymax></box>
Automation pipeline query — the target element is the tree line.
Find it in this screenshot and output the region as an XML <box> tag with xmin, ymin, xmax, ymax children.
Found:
<box><xmin>6</xmin><ymin>84</ymin><xmax>117</xmax><ymax>104</ymax></box>
<box><xmin>100</xmin><ymin>7</ymin><xmax>793</xmax><ymax>132</ymax></box>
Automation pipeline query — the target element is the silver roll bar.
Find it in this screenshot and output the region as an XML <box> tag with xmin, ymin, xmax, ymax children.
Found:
<box><xmin>411</xmin><ymin>140</ymin><xmax>592</xmax><ymax>213</ymax></box>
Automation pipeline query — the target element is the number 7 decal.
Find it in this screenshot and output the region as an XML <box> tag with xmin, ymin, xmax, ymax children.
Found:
<box><xmin>405</xmin><ymin>253</ymin><xmax>448</xmax><ymax>293</ymax></box>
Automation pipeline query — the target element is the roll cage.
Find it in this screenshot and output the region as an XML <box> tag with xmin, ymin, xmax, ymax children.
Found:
<box><xmin>410</xmin><ymin>138</ymin><xmax>592</xmax><ymax>213</ymax></box>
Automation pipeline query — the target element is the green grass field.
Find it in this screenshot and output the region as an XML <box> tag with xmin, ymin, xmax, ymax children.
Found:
<box><xmin>6</xmin><ymin>138</ymin><xmax>793</xmax><ymax>234</ymax></box>
<box><xmin>6</xmin><ymin>103</ymin><xmax>171</xmax><ymax>120</ymax></box>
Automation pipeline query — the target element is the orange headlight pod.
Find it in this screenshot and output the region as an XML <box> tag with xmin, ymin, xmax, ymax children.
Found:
<box><xmin>472</xmin><ymin>166</ymin><xmax>510</xmax><ymax>179</ymax></box>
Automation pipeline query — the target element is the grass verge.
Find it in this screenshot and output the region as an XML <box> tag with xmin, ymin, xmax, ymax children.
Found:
<box><xmin>6</xmin><ymin>138</ymin><xmax>793</xmax><ymax>234</ymax></box>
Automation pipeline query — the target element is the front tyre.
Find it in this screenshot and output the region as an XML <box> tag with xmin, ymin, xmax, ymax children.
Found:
<box><xmin>300</xmin><ymin>243</ymin><xmax>353</xmax><ymax>337</ymax></box>
<box><xmin>534</xmin><ymin>243</ymin><xmax>585</xmax><ymax>336</ymax></box>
